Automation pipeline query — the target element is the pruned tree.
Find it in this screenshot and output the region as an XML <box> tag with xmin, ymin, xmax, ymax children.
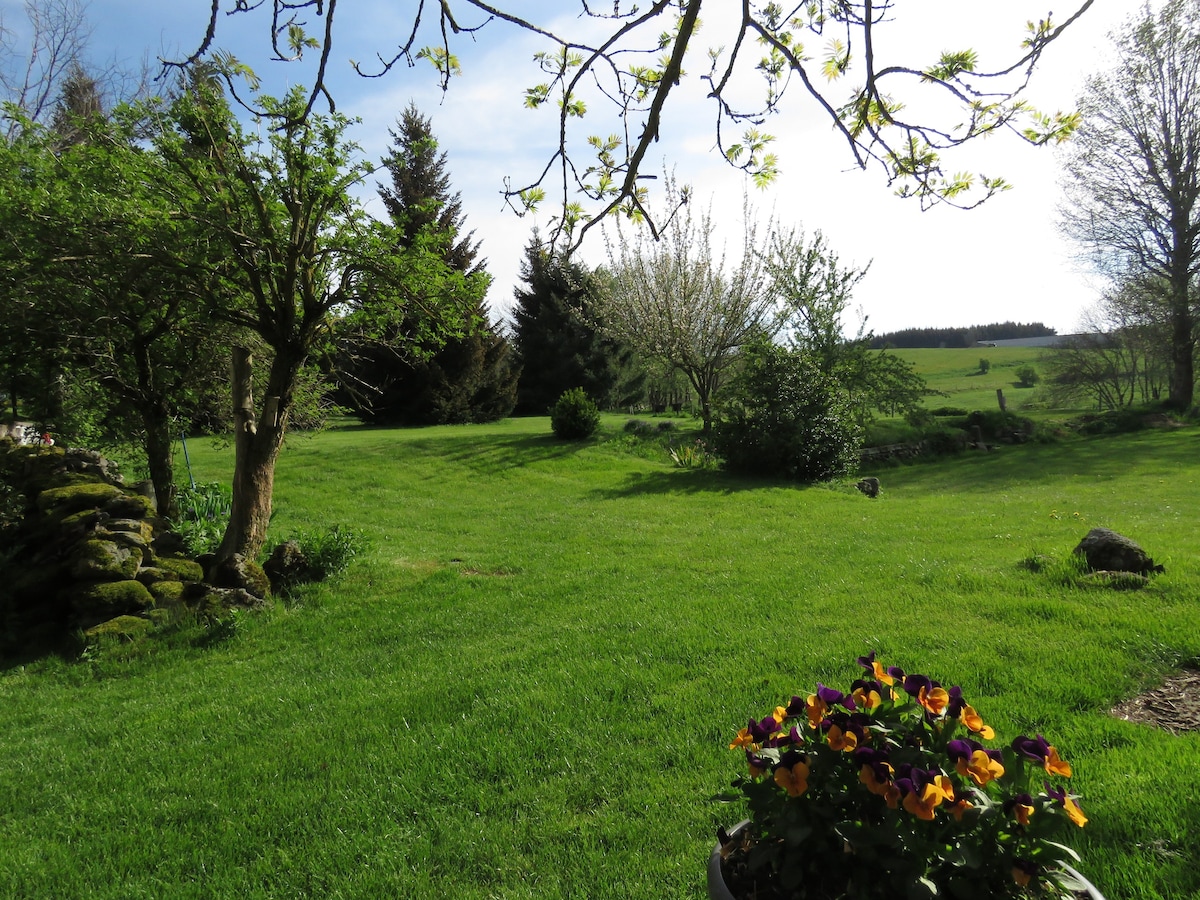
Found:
<box><xmin>151</xmin><ymin>74</ymin><xmax>468</xmax><ymax>561</ymax></box>
<box><xmin>599</xmin><ymin>181</ymin><xmax>777</xmax><ymax>432</ymax></box>
<box><xmin>1</xmin><ymin>0</ymin><xmax>148</xmax><ymax>136</ymax></box>
<box><xmin>1060</xmin><ymin>0</ymin><xmax>1200</xmax><ymax>410</ymax></box>
<box><xmin>0</xmin><ymin>0</ymin><xmax>91</xmax><ymax>131</ymax></box>
<box><xmin>167</xmin><ymin>1</ymin><xmax>1093</xmax><ymax>247</ymax></box>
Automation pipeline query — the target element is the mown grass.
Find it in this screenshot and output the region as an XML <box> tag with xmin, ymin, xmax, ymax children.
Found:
<box><xmin>894</xmin><ymin>347</ymin><xmax>1073</xmax><ymax>416</ymax></box>
<box><xmin>2</xmin><ymin>416</ymin><xmax>1198</xmax><ymax>899</ymax></box>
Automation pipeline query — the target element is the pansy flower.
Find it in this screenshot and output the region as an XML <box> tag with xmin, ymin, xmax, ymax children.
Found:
<box><xmin>856</xmin><ymin>652</ymin><xmax>897</xmax><ymax>687</ymax></box>
<box><xmin>1012</xmin><ymin>734</ymin><xmax>1072</xmax><ymax>777</ymax></box>
<box><xmin>855</xmin><ymin>748</ymin><xmax>894</xmax><ymax>796</ymax></box>
<box><xmin>773</xmin><ymin>749</ymin><xmax>810</xmax><ymax>798</ymax></box>
<box><xmin>826</xmin><ymin>722</ymin><xmax>858</xmax><ymax>752</ymax></box>
<box><xmin>850</xmin><ymin>679</ymin><xmax>883</xmax><ymax>710</ymax></box>
<box><xmin>947</xmin><ymin>685</ymin><xmax>967</xmax><ymax>718</ymax></box>
<box><xmin>898</xmin><ymin>771</ymin><xmax>954</xmax><ymax>821</ymax></box>
<box><xmin>961</xmin><ymin>704</ymin><xmax>995</xmax><ymax>740</ymax></box>
<box><xmin>947</xmin><ymin>739</ymin><xmax>1005</xmax><ymax>786</ymax></box>
<box><xmin>1045</xmin><ymin>783</ymin><xmax>1088</xmax><ymax>827</ymax></box>
<box><xmin>1011</xmin><ymin>859</ymin><xmax>1037</xmax><ymax>888</ymax></box>
<box><xmin>746</xmin><ymin>750</ymin><xmax>770</xmax><ymax>779</ymax></box>
<box><xmin>729</xmin><ymin>726</ymin><xmax>757</xmax><ymax>751</ymax></box>
<box><xmin>1005</xmin><ymin>792</ymin><xmax>1035</xmax><ymax>826</ymax></box>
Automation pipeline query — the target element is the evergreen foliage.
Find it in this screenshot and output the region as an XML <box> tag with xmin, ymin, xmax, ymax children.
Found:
<box><xmin>870</xmin><ymin>322</ymin><xmax>1058</xmax><ymax>349</ymax></box>
<box><xmin>333</xmin><ymin>104</ymin><xmax>517</xmax><ymax>426</ymax></box>
<box><xmin>550</xmin><ymin>387</ymin><xmax>601</xmax><ymax>440</ymax></box>
<box><xmin>511</xmin><ymin>234</ymin><xmax>638</xmax><ymax>415</ymax></box>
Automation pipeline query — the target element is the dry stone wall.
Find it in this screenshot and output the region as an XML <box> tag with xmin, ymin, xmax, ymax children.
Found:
<box><xmin>0</xmin><ymin>442</ymin><xmax>221</xmax><ymax>653</ymax></box>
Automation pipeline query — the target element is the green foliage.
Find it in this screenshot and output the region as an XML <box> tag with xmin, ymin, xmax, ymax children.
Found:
<box><xmin>725</xmin><ymin>655</ymin><xmax>1087</xmax><ymax>899</ymax></box>
<box><xmin>330</xmin><ymin>104</ymin><xmax>511</xmax><ymax>427</ymax></box>
<box><xmin>713</xmin><ymin>339</ymin><xmax>861</xmax><ymax>482</ymax></box>
<box><xmin>667</xmin><ymin>438</ymin><xmax>717</xmax><ymax>469</ymax></box>
<box><xmin>171</xmin><ymin>482</ymin><xmax>232</xmax><ymax>557</ymax></box>
<box><xmin>767</xmin><ymin>227</ymin><xmax>929</xmax><ymax>423</ymax></box>
<box><xmin>2</xmin><ymin>420</ymin><xmax>1200</xmax><ymax>898</ymax></box>
<box><xmin>550</xmin><ymin>388</ymin><xmax>600</xmax><ymax>440</ymax></box>
<box><xmin>979</xmin><ymin>358</ymin><xmax>991</xmax><ymax>374</ymax></box>
<box><xmin>1016</xmin><ymin>365</ymin><xmax>1040</xmax><ymax>387</ymax></box>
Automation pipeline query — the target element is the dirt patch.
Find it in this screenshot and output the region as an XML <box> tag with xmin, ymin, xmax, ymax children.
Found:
<box><xmin>1110</xmin><ymin>668</ymin><xmax>1200</xmax><ymax>734</ymax></box>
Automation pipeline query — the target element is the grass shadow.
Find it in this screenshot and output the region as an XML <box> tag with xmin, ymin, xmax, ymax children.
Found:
<box><xmin>882</xmin><ymin>429</ymin><xmax>1197</xmax><ymax>495</ymax></box>
<box><xmin>410</xmin><ymin>431</ymin><xmax>597</xmax><ymax>476</ymax></box>
<box><xmin>591</xmin><ymin>467</ymin><xmax>803</xmax><ymax>499</ymax></box>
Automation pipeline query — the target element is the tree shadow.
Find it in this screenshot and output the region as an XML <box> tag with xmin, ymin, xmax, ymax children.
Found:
<box><xmin>883</xmin><ymin>430</ymin><xmax>1197</xmax><ymax>495</ymax></box>
<box><xmin>408</xmin><ymin>431</ymin><xmax>593</xmax><ymax>476</ymax></box>
<box><xmin>590</xmin><ymin>467</ymin><xmax>801</xmax><ymax>499</ymax></box>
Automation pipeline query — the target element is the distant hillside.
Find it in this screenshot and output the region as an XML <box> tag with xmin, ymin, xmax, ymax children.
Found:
<box><xmin>871</xmin><ymin>321</ymin><xmax>1057</xmax><ymax>349</ymax></box>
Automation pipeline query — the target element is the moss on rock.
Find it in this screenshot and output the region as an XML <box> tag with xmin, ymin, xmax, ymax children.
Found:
<box><xmin>156</xmin><ymin>556</ymin><xmax>205</xmax><ymax>582</ymax></box>
<box><xmin>83</xmin><ymin>615</ymin><xmax>155</xmax><ymax>641</ymax></box>
<box><xmin>73</xmin><ymin>579</ymin><xmax>155</xmax><ymax>623</ymax></box>
<box><xmin>37</xmin><ymin>481</ymin><xmax>121</xmax><ymax>516</ymax></box>
<box><xmin>147</xmin><ymin>580</ymin><xmax>186</xmax><ymax>604</ymax></box>
<box><xmin>69</xmin><ymin>539</ymin><xmax>142</xmax><ymax>581</ymax></box>
<box><xmin>103</xmin><ymin>493</ymin><xmax>155</xmax><ymax>519</ymax></box>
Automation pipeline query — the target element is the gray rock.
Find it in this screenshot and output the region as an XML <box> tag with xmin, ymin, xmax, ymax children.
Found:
<box><xmin>263</xmin><ymin>539</ymin><xmax>316</xmax><ymax>591</ymax></box>
<box><xmin>856</xmin><ymin>477</ymin><xmax>880</xmax><ymax>498</ymax></box>
<box><xmin>211</xmin><ymin>553</ymin><xmax>271</xmax><ymax>599</ymax></box>
<box><xmin>69</xmin><ymin>539</ymin><xmax>141</xmax><ymax>581</ymax></box>
<box><xmin>1073</xmin><ymin>528</ymin><xmax>1163</xmax><ymax>575</ymax></box>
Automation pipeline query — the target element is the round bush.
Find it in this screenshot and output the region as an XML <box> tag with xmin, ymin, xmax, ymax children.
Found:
<box><xmin>551</xmin><ymin>388</ymin><xmax>601</xmax><ymax>440</ymax></box>
<box><xmin>712</xmin><ymin>340</ymin><xmax>861</xmax><ymax>482</ymax></box>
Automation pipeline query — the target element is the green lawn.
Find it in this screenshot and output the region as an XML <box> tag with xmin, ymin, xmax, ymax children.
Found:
<box><xmin>893</xmin><ymin>347</ymin><xmax>1076</xmax><ymax>416</ymax></box>
<box><xmin>2</xmin><ymin>417</ymin><xmax>1198</xmax><ymax>899</ymax></box>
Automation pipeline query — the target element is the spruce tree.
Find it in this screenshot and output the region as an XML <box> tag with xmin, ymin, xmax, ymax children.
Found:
<box><xmin>511</xmin><ymin>233</ymin><xmax>639</xmax><ymax>415</ymax></box>
<box><xmin>336</xmin><ymin>104</ymin><xmax>517</xmax><ymax>425</ymax></box>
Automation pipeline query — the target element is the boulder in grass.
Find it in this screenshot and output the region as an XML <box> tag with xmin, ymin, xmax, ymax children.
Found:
<box><xmin>263</xmin><ymin>540</ymin><xmax>317</xmax><ymax>592</ymax></box>
<box><xmin>1073</xmin><ymin>528</ymin><xmax>1163</xmax><ymax>575</ymax></box>
<box><xmin>856</xmin><ymin>477</ymin><xmax>880</xmax><ymax>498</ymax></box>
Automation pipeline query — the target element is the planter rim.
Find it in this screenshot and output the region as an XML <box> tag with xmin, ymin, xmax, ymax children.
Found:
<box><xmin>708</xmin><ymin>822</ymin><xmax>1106</xmax><ymax>900</ymax></box>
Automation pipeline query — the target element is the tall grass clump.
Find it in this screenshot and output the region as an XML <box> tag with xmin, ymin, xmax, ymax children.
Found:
<box><xmin>170</xmin><ymin>481</ymin><xmax>232</xmax><ymax>556</ymax></box>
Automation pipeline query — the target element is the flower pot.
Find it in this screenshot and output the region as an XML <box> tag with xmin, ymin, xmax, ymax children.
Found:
<box><xmin>708</xmin><ymin>821</ymin><xmax>1107</xmax><ymax>900</ymax></box>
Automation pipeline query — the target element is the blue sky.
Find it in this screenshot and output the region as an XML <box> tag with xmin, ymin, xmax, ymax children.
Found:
<box><xmin>9</xmin><ymin>0</ymin><xmax>1136</xmax><ymax>335</ymax></box>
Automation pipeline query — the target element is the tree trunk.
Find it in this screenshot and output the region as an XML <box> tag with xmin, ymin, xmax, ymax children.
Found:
<box><xmin>132</xmin><ymin>340</ymin><xmax>178</xmax><ymax>519</ymax></box>
<box><xmin>1167</xmin><ymin>296</ymin><xmax>1195</xmax><ymax>410</ymax></box>
<box><xmin>142</xmin><ymin>402</ymin><xmax>178</xmax><ymax>519</ymax></box>
<box><xmin>216</xmin><ymin>346</ymin><xmax>300</xmax><ymax>563</ymax></box>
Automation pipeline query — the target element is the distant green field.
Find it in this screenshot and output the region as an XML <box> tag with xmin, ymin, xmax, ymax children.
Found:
<box><xmin>893</xmin><ymin>347</ymin><xmax>1085</xmax><ymax>417</ymax></box>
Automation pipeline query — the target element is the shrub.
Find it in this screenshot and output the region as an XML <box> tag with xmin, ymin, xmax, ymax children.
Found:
<box><xmin>550</xmin><ymin>388</ymin><xmax>600</xmax><ymax>440</ymax></box>
<box><xmin>624</xmin><ymin>418</ymin><xmax>653</xmax><ymax>433</ymax></box>
<box><xmin>1016</xmin><ymin>365</ymin><xmax>1040</xmax><ymax>387</ymax></box>
<box><xmin>978</xmin><ymin>358</ymin><xmax>991</xmax><ymax>374</ymax></box>
<box><xmin>712</xmin><ymin>340</ymin><xmax>861</xmax><ymax>482</ymax></box>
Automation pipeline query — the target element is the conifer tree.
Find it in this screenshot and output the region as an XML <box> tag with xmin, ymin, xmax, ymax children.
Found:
<box><xmin>335</xmin><ymin>104</ymin><xmax>517</xmax><ymax>425</ymax></box>
<box><xmin>511</xmin><ymin>233</ymin><xmax>638</xmax><ymax>415</ymax></box>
